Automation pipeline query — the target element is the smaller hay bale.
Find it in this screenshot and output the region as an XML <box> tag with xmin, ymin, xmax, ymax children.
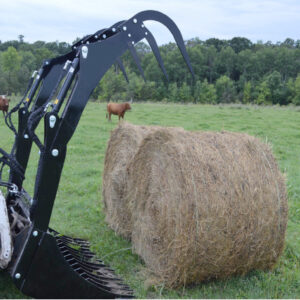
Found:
<box><xmin>102</xmin><ymin>123</ymin><xmax>288</xmax><ymax>288</ymax></box>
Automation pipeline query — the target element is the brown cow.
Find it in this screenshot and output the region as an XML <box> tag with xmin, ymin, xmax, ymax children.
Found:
<box><xmin>106</xmin><ymin>102</ymin><xmax>131</xmax><ymax>121</ymax></box>
<box><xmin>0</xmin><ymin>96</ymin><xmax>10</xmax><ymax>116</ymax></box>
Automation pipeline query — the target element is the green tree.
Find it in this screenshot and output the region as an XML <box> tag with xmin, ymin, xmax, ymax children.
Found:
<box><xmin>193</xmin><ymin>80</ymin><xmax>202</xmax><ymax>103</ymax></box>
<box><xmin>229</xmin><ymin>37</ymin><xmax>252</xmax><ymax>53</ymax></box>
<box><xmin>168</xmin><ymin>82</ymin><xmax>179</xmax><ymax>102</ymax></box>
<box><xmin>2</xmin><ymin>46</ymin><xmax>21</xmax><ymax>73</ymax></box>
<box><xmin>215</xmin><ymin>75</ymin><xmax>236</xmax><ymax>103</ymax></box>
<box><xmin>215</xmin><ymin>46</ymin><xmax>236</xmax><ymax>79</ymax></box>
<box><xmin>1</xmin><ymin>46</ymin><xmax>21</xmax><ymax>93</ymax></box>
<box><xmin>255</xmin><ymin>81</ymin><xmax>271</xmax><ymax>105</ymax></box>
<box><xmin>265</xmin><ymin>71</ymin><xmax>285</xmax><ymax>104</ymax></box>
<box><xmin>34</xmin><ymin>47</ymin><xmax>54</xmax><ymax>68</ymax></box>
<box><xmin>242</xmin><ymin>81</ymin><xmax>252</xmax><ymax>103</ymax></box>
<box><xmin>98</xmin><ymin>68</ymin><xmax>127</xmax><ymax>101</ymax></box>
<box><xmin>195</xmin><ymin>79</ymin><xmax>217</xmax><ymax>104</ymax></box>
<box><xmin>137</xmin><ymin>81</ymin><xmax>156</xmax><ymax>101</ymax></box>
<box><xmin>179</xmin><ymin>82</ymin><xmax>192</xmax><ymax>102</ymax></box>
<box><xmin>203</xmin><ymin>79</ymin><xmax>217</xmax><ymax>104</ymax></box>
<box><xmin>287</xmin><ymin>78</ymin><xmax>295</xmax><ymax>103</ymax></box>
<box><xmin>292</xmin><ymin>74</ymin><xmax>300</xmax><ymax>105</ymax></box>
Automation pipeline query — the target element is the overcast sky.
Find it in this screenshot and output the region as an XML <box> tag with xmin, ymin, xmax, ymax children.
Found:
<box><xmin>0</xmin><ymin>0</ymin><xmax>299</xmax><ymax>45</ymax></box>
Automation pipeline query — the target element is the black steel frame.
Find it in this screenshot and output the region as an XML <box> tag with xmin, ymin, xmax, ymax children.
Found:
<box><xmin>2</xmin><ymin>10</ymin><xmax>194</xmax><ymax>298</ymax></box>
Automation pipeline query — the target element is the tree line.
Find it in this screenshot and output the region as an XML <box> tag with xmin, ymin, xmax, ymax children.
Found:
<box><xmin>0</xmin><ymin>35</ymin><xmax>300</xmax><ymax>105</ymax></box>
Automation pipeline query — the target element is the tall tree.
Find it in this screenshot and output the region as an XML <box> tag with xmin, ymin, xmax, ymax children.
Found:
<box><xmin>292</xmin><ymin>74</ymin><xmax>300</xmax><ymax>105</ymax></box>
<box><xmin>215</xmin><ymin>75</ymin><xmax>236</xmax><ymax>103</ymax></box>
<box><xmin>1</xmin><ymin>46</ymin><xmax>21</xmax><ymax>93</ymax></box>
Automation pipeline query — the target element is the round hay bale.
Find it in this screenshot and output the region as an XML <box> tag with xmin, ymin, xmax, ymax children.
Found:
<box><xmin>103</xmin><ymin>123</ymin><xmax>288</xmax><ymax>288</ymax></box>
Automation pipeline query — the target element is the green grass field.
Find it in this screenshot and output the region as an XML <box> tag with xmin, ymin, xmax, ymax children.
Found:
<box><xmin>0</xmin><ymin>102</ymin><xmax>299</xmax><ymax>298</ymax></box>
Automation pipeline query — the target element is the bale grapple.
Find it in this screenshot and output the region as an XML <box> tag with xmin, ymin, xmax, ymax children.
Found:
<box><xmin>0</xmin><ymin>10</ymin><xmax>194</xmax><ymax>298</ymax></box>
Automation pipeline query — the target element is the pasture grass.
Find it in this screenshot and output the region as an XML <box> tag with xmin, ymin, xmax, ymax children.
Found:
<box><xmin>0</xmin><ymin>101</ymin><xmax>299</xmax><ymax>298</ymax></box>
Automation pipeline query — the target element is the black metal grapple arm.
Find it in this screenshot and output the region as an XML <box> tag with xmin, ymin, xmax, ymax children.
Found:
<box><xmin>3</xmin><ymin>10</ymin><xmax>195</xmax><ymax>299</ymax></box>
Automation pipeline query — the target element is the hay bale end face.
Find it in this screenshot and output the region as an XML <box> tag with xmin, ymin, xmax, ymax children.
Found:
<box><xmin>102</xmin><ymin>123</ymin><xmax>288</xmax><ymax>288</ymax></box>
<box><xmin>102</xmin><ymin>122</ymin><xmax>158</xmax><ymax>238</ymax></box>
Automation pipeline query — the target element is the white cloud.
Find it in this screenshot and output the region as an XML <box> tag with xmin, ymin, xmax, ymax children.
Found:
<box><xmin>0</xmin><ymin>0</ymin><xmax>299</xmax><ymax>44</ymax></box>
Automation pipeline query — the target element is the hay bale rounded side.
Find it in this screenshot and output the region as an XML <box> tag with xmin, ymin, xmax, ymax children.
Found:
<box><xmin>102</xmin><ymin>122</ymin><xmax>156</xmax><ymax>238</ymax></box>
<box><xmin>124</xmin><ymin>128</ymin><xmax>287</xmax><ymax>287</ymax></box>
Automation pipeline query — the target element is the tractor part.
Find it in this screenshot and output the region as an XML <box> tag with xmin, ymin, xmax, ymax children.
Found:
<box><xmin>0</xmin><ymin>190</ymin><xmax>13</xmax><ymax>269</ymax></box>
<box><xmin>0</xmin><ymin>10</ymin><xmax>194</xmax><ymax>298</ymax></box>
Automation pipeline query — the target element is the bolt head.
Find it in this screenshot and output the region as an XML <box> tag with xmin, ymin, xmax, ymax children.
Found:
<box><xmin>49</xmin><ymin>115</ymin><xmax>56</xmax><ymax>128</ymax></box>
<box><xmin>131</xmin><ymin>41</ymin><xmax>135</xmax><ymax>45</ymax></box>
<box><xmin>141</xmin><ymin>23</ymin><xmax>145</xmax><ymax>28</ymax></box>
<box><xmin>33</xmin><ymin>230</ymin><xmax>38</xmax><ymax>237</ymax></box>
<box><xmin>52</xmin><ymin>149</ymin><xmax>59</xmax><ymax>157</ymax></box>
<box><xmin>24</xmin><ymin>134</ymin><xmax>29</xmax><ymax>139</ymax></box>
<box><xmin>112</xmin><ymin>28</ymin><xmax>116</xmax><ymax>32</ymax></box>
<box><xmin>133</xmin><ymin>18</ymin><xmax>137</xmax><ymax>23</ymax></box>
<box><xmin>128</xmin><ymin>33</ymin><xmax>131</xmax><ymax>37</ymax></box>
<box><xmin>22</xmin><ymin>110</ymin><xmax>26</xmax><ymax>114</ymax></box>
<box><xmin>102</xmin><ymin>34</ymin><xmax>107</xmax><ymax>39</ymax></box>
<box><xmin>95</xmin><ymin>34</ymin><xmax>98</xmax><ymax>38</ymax></box>
<box><xmin>123</xmin><ymin>26</ymin><xmax>127</xmax><ymax>31</ymax></box>
<box><xmin>81</xmin><ymin>46</ymin><xmax>88</xmax><ymax>58</ymax></box>
<box><xmin>145</xmin><ymin>32</ymin><xmax>148</xmax><ymax>36</ymax></box>
<box><xmin>15</xmin><ymin>273</ymin><xmax>21</xmax><ymax>279</ymax></box>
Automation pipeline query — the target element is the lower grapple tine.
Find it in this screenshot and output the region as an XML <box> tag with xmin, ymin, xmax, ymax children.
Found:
<box><xmin>116</xmin><ymin>58</ymin><xmax>129</xmax><ymax>83</ymax></box>
<box><xmin>144</xmin><ymin>27</ymin><xmax>169</xmax><ymax>81</ymax></box>
<box><xmin>128</xmin><ymin>44</ymin><xmax>146</xmax><ymax>82</ymax></box>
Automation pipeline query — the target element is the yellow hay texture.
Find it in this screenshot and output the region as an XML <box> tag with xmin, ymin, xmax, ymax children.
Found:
<box><xmin>102</xmin><ymin>122</ymin><xmax>288</xmax><ymax>288</ymax></box>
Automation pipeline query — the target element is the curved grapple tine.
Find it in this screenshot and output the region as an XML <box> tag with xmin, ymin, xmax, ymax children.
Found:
<box><xmin>116</xmin><ymin>58</ymin><xmax>129</xmax><ymax>83</ymax></box>
<box><xmin>143</xmin><ymin>26</ymin><xmax>169</xmax><ymax>81</ymax></box>
<box><xmin>130</xmin><ymin>10</ymin><xmax>195</xmax><ymax>78</ymax></box>
<box><xmin>128</xmin><ymin>44</ymin><xmax>146</xmax><ymax>82</ymax></box>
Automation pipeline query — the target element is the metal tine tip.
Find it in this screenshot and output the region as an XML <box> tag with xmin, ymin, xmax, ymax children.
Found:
<box><xmin>116</xmin><ymin>58</ymin><xmax>129</xmax><ymax>83</ymax></box>
<box><xmin>67</xmin><ymin>260</ymin><xmax>123</xmax><ymax>283</ymax></box>
<box><xmin>58</xmin><ymin>244</ymin><xmax>95</xmax><ymax>260</ymax></box>
<box><xmin>57</xmin><ymin>239</ymin><xmax>91</xmax><ymax>251</ymax></box>
<box><xmin>63</xmin><ymin>253</ymin><xmax>107</xmax><ymax>270</ymax></box>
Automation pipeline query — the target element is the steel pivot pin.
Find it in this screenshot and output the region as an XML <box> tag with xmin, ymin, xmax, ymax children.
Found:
<box><xmin>82</xmin><ymin>46</ymin><xmax>88</xmax><ymax>59</ymax></box>
<box><xmin>49</xmin><ymin>115</ymin><xmax>56</xmax><ymax>128</ymax></box>
<box><xmin>52</xmin><ymin>149</ymin><xmax>59</xmax><ymax>157</ymax></box>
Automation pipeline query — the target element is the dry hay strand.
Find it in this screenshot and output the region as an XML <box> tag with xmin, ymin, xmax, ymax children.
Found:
<box><xmin>103</xmin><ymin>123</ymin><xmax>288</xmax><ymax>288</ymax></box>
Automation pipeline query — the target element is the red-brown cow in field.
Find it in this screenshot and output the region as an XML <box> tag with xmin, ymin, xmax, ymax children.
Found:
<box><xmin>0</xmin><ymin>96</ymin><xmax>10</xmax><ymax>116</ymax></box>
<box><xmin>106</xmin><ymin>102</ymin><xmax>131</xmax><ymax>121</ymax></box>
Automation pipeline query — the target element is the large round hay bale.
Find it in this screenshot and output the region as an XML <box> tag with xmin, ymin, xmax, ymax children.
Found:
<box><xmin>103</xmin><ymin>123</ymin><xmax>288</xmax><ymax>288</ymax></box>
